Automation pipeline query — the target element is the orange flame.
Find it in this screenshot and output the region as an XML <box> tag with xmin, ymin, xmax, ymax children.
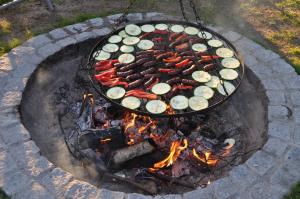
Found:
<box><xmin>124</xmin><ymin>113</ymin><xmax>137</xmax><ymax>132</ymax></box>
<box><xmin>192</xmin><ymin>149</ymin><xmax>218</xmax><ymax>166</ymax></box>
<box><xmin>166</xmin><ymin>104</ymin><xmax>175</xmax><ymax>115</ymax></box>
<box><xmin>100</xmin><ymin>138</ymin><xmax>111</xmax><ymax>144</ymax></box>
<box><xmin>150</xmin><ymin>139</ymin><xmax>188</xmax><ymax>171</ymax></box>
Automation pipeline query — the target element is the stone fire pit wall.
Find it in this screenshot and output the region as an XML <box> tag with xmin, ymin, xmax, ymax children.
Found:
<box><xmin>0</xmin><ymin>12</ymin><xmax>300</xmax><ymax>199</ymax></box>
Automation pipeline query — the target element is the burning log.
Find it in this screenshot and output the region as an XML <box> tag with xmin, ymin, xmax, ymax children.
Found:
<box><xmin>111</xmin><ymin>140</ymin><xmax>155</xmax><ymax>166</ymax></box>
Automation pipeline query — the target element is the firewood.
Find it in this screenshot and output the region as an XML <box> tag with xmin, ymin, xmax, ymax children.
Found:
<box><xmin>111</xmin><ymin>140</ymin><xmax>155</xmax><ymax>166</ymax></box>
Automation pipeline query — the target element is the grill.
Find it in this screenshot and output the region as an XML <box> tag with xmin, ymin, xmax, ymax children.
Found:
<box><xmin>86</xmin><ymin>20</ymin><xmax>245</xmax><ymax>118</ymax></box>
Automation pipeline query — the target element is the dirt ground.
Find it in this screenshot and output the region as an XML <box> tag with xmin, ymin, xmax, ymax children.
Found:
<box><xmin>0</xmin><ymin>0</ymin><xmax>299</xmax><ymax>72</ymax></box>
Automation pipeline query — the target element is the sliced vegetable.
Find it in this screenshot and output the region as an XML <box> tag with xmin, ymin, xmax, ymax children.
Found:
<box><xmin>141</xmin><ymin>24</ymin><xmax>155</xmax><ymax>32</ymax></box>
<box><xmin>106</xmin><ymin>87</ymin><xmax>126</xmax><ymax>99</ymax></box>
<box><xmin>123</xmin><ymin>37</ymin><xmax>140</xmax><ymax>45</ymax></box>
<box><xmin>194</xmin><ymin>86</ymin><xmax>214</xmax><ymax>99</ymax></box>
<box><xmin>102</xmin><ymin>43</ymin><xmax>119</xmax><ymax>53</ymax></box>
<box><xmin>198</xmin><ymin>31</ymin><xmax>212</xmax><ymax>39</ymax></box>
<box><xmin>146</xmin><ymin>100</ymin><xmax>167</xmax><ymax>114</ymax></box>
<box><xmin>216</xmin><ymin>48</ymin><xmax>234</xmax><ymax>58</ymax></box>
<box><xmin>118</xmin><ymin>53</ymin><xmax>135</xmax><ymax>64</ymax></box>
<box><xmin>125</xmin><ymin>90</ymin><xmax>157</xmax><ymax>100</ymax></box>
<box><xmin>94</xmin><ymin>50</ymin><xmax>111</xmax><ymax>61</ymax></box>
<box><xmin>208</xmin><ymin>39</ymin><xmax>223</xmax><ymax>48</ymax></box>
<box><xmin>137</xmin><ymin>40</ymin><xmax>154</xmax><ymax>50</ymax></box>
<box><xmin>125</xmin><ymin>24</ymin><xmax>142</xmax><ymax>36</ymax></box>
<box><xmin>205</xmin><ymin>76</ymin><xmax>220</xmax><ymax>88</ymax></box>
<box><xmin>192</xmin><ymin>70</ymin><xmax>212</xmax><ymax>83</ymax></box>
<box><xmin>108</xmin><ymin>35</ymin><xmax>122</xmax><ymax>43</ymax></box>
<box><xmin>170</xmin><ymin>95</ymin><xmax>189</xmax><ymax>110</ymax></box>
<box><xmin>192</xmin><ymin>43</ymin><xmax>207</xmax><ymax>52</ymax></box>
<box><xmin>170</xmin><ymin>25</ymin><xmax>184</xmax><ymax>33</ymax></box>
<box><xmin>188</xmin><ymin>96</ymin><xmax>209</xmax><ymax>111</ymax></box>
<box><xmin>155</xmin><ymin>23</ymin><xmax>168</xmax><ymax>30</ymax></box>
<box><xmin>151</xmin><ymin>83</ymin><xmax>171</xmax><ymax>95</ymax></box>
<box><xmin>184</xmin><ymin>26</ymin><xmax>199</xmax><ymax>35</ymax></box>
<box><xmin>217</xmin><ymin>81</ymin><xmax>235</xmax><ymax>95</ymax></box>
<box><xmin>121</xmin><ymin>96</ymin><xmax>141</xmax><ymax>109</ymax></box>
<box><xmin>120</xmin><ymin>45</ymin><xmax>134</xmax><ymax>53</ymax></box>
<box><xmin>119</xmin><ymin>30</ymin><xmax>129</xmax><ymax>38</ymax></box>
<box><xmin>221</xmin><ymin>57</ymin><xmax>240</xmax><ymax>69</ymax></box>
<box><xmin>219</xmin><ymin>69</ymin><xmax>238</xmax><ymax>80</ymax></box>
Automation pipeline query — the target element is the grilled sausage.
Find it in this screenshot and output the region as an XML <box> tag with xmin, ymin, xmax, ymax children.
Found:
<box><xmin>141</xmin><ymin>67</ymin><xmax>156</xmax><ymax>75</ymax></box>
<box><xmin>144</xmin><ymin>73</ymin><xmax>161</xmax><ymax>78</ymax></box>
<box><xmin>182</xmin><ymin>79</ymin><xmax>199</xmax><ymax>86</ymax></box>
<box><xmin>175</xmin><ymin>43</ymin><xmax>190</xmax><ymax>52</ymax></box>
<box><xmin>144</xmin><ymin>76</ymin><xmax>155</xmax><ymax>87</ymax></box>
<box><xmin>136</xmin><ymin>58</ymin><xmax>150</xmax><ymax>65</ymax></box>
<box><xmin>166</xmin><ymin>77</ymin><xmax>181</xmax><ymax>85</ymax></box>
<box><xmin>136</xmin><ymin>54</ymin><xmax>151</xmax><ymax>60</ymax></box>
<box><xmin>156</xmin><ymin>52</ymin><xmax>173</xmax><ymax>60</ymax></box>
<box><xmin>182</xmin><ymin>64</ymin><xmax>197</xmax><ymax>75</ymax></box>
<box><xmin>143</xmin><ymin>60</ymin><xmax>156</xmax><ymax>67</ymax></box>
<box><xmin>168</xmin><ymin>69</ymin><xmax>182</xmax><ymax>75</ymax></box>
<box><xmin>128</xmin><ymin>79</ymin><xmax>144</xmax><ymax>89</ymax></box>
<box><xmin>180</xmin><ymin>51</ymin><xmax>194</xmax><ymax>56</ymax></box>
<box><xmin>203</xmin><ymin>63</ymin><xmax>215</xmax><ymax>71</ymax></box>
<box><xmin>119</xmin><ymin>63</ymin><xmax>137</xmax><ymax>72</ymax></box>
<box><xmin>136</xmin><ymin>51</ymin><xmax>153</xmax><ymax>56</ymax></box>
<box><xmin>114</xmin><ymin>63</ymin><xmax>126</xmax><ymax>68</ymax></box>
<box><xmin>165</xmin><ymin>62</ymin><xmax>176</xmax><ymax>67</ymax></box>
<box><xmin>126</xmin><ymin>73</ymin><xmax>142</xmax><ymax>81</ymax></box>
<box><xmin>117</xmin><ymin>70</ymin><xmax>134</xmax><ymax>77</ymax></box>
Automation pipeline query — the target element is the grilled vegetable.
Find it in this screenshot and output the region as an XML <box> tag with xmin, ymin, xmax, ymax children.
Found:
<box><xmin>216</xmin><ymin>48</ymin><xmax>234</xmax><ymax>58</ymax></box>
<box><xmin>170</xmin><ymin>95</ymin><xmax>189</xmax><ymax>110</ymax></box>
<box><xmin>217</xmin><ymin>81</ymin><xmax>235</xmax><ymax>95</ymax></box>
<box><xmin>173</xmin><ymin>84</ymin><xmax>193</xmax><ymax>90</ymax></box>
<box><xmin>137</xmin><ymin>40</ymin><xmax>154</xmax><ymax>50</ymax></box>
<box><xmin>121</xmin><ymin>96</ymin><xmax>141</xmax><ymax>109</ymax></box>
<box><xmin>175</xmin><ymin>43</ymin><xmax>190</xmax><ymax>52</ymax></box>
<box><xmin>170</xmin><ymin>25</ymin><xmax>184</xmax><ymax>33</ymax></box>
<box><xmin>119</xmin><ymin>30</ymin><xmax>129</xmax><ymax>38</ymax></box>
<box><xmin>106</xmin><ymin>87</ymin><xmax>126</xmax><ymax>99</ymax></box>
<box><xmin>146</xmin><ymin>100</ymin><xmax>167</xmax><ymax>114</ymax></box>
<box><xmin>192</xmin><ymin>71</ymin><xmax>212</xmax><ymax>83</ymax></box>
<box><xmin>188</xmin><ymin>96</ymin><xmax>208</xmax><ymax>111</ymax></box>
<box><xmin>208</xmin><ymin>39</ymin><xmax>223</xmax><ymax>48</ymax></box>
<box><xmin>194</xmin><ymin>86</ymin><xmax>214</xmax><ymax>99</ymax></box>
<box><xmin>108</xmin><ymin>35</ymin><xmax>122</xmax><ymax>43</ymax></box>
<box><xmin>163</xmin><ymin>56</ymin><xmax>182</xmax><ymax>63</ymax></box>
<box><xmin>94</xmin><ymin>50</ymin><xmax>111</xmax><ymax>61</ymax></box>
<box><xmin>175</xmin><ymin>59</ymin><xmax>190</xmax><ymax>68</ymax></box>
<box><xmin>155</xmin><ymin>24</ymin><xmax>168</xmax><ymax>30</ymax></box>
<box><xmin>219</xmin><ymin>69</ymin><xmax>238</xmax><ymax>80</ymax></box>
<box><xmin>156</xmin><ymin>52</ymin><xmax>173</xmax><ymax>60</ymax></box>
<box><xmin>205</xmin><ymin>76</ymin><xmax>220</xmax><ymax>88</ymax></box>
<box><xmin>158</xmin><ymin>68</ymin><xmax>177</xmax><ymax>73</ymax></box>
<box><xmin>184</xmin><ymin>26</ymin><xmax>199</xmax><ymax>35</ymax></box>
<box><xmin>120</xmin><ymin>45</ymin><xmax>134</xmax><ymax>53</ymax></box>
<box><xmin>221</xmin><ymin>58</ymin><xmax>240</xmax><ymax>69</ymax></box>
<box><xmin>123</xmin><ymin>37</ymin><xmax>140</xmax><ymax>45</ymax></box>
<box><xmin>126</xmin><ymin>90</ymin><xmax>157</xmax><ymax>100</ymax></box>
<box><xmin>169</xmin><ymin>32</ymin><xmax>182</xmax><ymax>41</ymax></box>
<box><xmin>125</xmin><ymin>24</ymin><xmax>142</xmax><ymax>36</ymax></box>
<box><xmin>151</xmin><ymin>83</ymin><xmax>171</xmax><ymax>95</ymax></box>
<box><xmin>118</xmin><ymin>54</ymin><xmax>135</xmax><ymax>64</ymax></box>
<box><xmin>192</xmin><ymin>43</ymin><xmax>207</xmax><ymax>52</ymax></box>
<box><xmin>197</xmin><ymin>31</ymin><xmax>212</xmax><ymax>39</ymax></box>
<box><xmin>102</xmin><ymin>43</ymin><xmax>119</xmax><ymax>53</ymax></box>
<box><xmin>141</xmin><ymin>24</ymin><xmax>155</xmax><ymax>32</ymax></box>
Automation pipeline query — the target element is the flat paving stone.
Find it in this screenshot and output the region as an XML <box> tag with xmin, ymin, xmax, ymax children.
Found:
<box><xmin>64</xmin><ymin>180</ymin><xmax>98</xmax><ymax>199</ymax></box>
<box><xmin>49</xmin><ymin>28</ymin><xmax>69</xmax><ymax>40</ymax></box>
<box><xmin>249</xmin><ymin>182</ymin><xmax>287</xmax><ymax>199</ymax></box>
<box><xmin>211</xmin><ymin>177</ymin><xmax>241</xmax><ymax>199</ymax></box>
<box><xmin>263</xmin><ymin>137</ymin><xmax>288</xmax><ymax>157</ymax></box>
<box><xmin>0</xmin><ymin>90</ymin><xmax>22</xmax><ymax>110</ymax></box>
<box><xmin>37</xmin><ymin>43</ymin><xmax>62</xmax><ymax>59</ymax></box>
<box><xmin>88</xmin><ymin>18</ymin><xmax>104</xmax><ymax>26</ymax></box>
<box><xmin>290</xmin><ymin>91</ymin><xmax>300</xmax><ymax>106</ymax></box>
<box><xmin>96</xmin><ymin>189</ymin><xmax>125</xmax><ymax>199</ymax></box>
<box><xmin>0</xmin><ymin>122</ymin><xmax>30</xmax><ymax>145</ymax></box>
<box><xmin>266</xmin><ymin>90</ymin><xmax>286</xmax><ymax>105</ymax></box>
<box><xmin>0</xmin><ymin>150</ymin><xmax>18</xmax><ymax>176</ymax></box>
<box><xmin>55</xmin><ymin>37</ymin><xmax>77</xmax><ymax>48</ymax></box>
<box><xmin>24</xmin><ymin>34</ymin><xmax>52</xmax><ymax>48</ymax></box>
<box><xmin>268</xmin><ymin>121</ymin><xmax>292</xmax><ymax>140</ymax></box>
<box><xmin>229</xmin><ymin>165</ymin><xmax>259</xmax><ymax>185</ymax></box>
<box><xmin>268</xmin><ymin>105</ymin><xmax>289</xmax><ymax>120</ymax></box>
<box><xmin>154</xmin><ymin>194</ymin><xmax>182</xmax><ymax>199</ymax></box>
<box><xmin>65</xmin><ymin>23</ymin><xmax>89</xmax><ymax>33</ymax></box>
<box><xmin>183</xmin><ymin>187</ymin><xmax>214</xmax><ymax>199</ymax></box>
<box><xmin>126</xmin><ymin>193</ymin><xmax>153</xmax><ymax>199</ymax></box>
<box><xmin>266</xmin><ymin>58</ymin><xmax>296</xmax><ymax>75</ymax></box>
<box><xmin>222</xmin><ymin>31</ymin><xmax>242</xmax><ymax>42</ymax></box>
<box><xmin>126</xmin><ymin>13</ymin><xmax>143</xmax><ymax>21</ymax></box>
<box><xmin>20</xmin><ymin>154</ymin><xmax>54</xmax><ymax>177</ymax></box>
<box><xmin>246</xmin><ymin>150</ymin><xmax>276</xmax><ymax>176</ymax></box>
<box><xmin>15</xmin><ymin>182</ymin><xmax>55</xmax><ymax>199</ymax></box>
<box><xmin>92</xmin><ymin>27</ymin><xmax>112</xmax><ymax>37</ymax></box>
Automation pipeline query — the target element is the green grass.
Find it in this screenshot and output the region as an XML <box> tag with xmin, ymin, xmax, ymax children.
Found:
<box><xmin>0</xmin><ymin>0</ymin><xmax>11</xmax><ymax>5</ymax></box>
<box><xmin>285</xmin><ymin>181</ymin><xmax>300</xmax><ymax>199</ymax></box>
<box><xmin>0</xmin><ymin>188</ymin><xmax>9</xmax><ymax>199</ymax></box>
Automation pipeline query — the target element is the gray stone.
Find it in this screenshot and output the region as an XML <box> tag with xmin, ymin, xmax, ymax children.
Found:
<box><xmin>229</xmin><ymin>165</ymin><xmax>258</xmax><ymax>185</ymax></box>
<box><xmin>154</xmin><ymin>194</ymin><xmax>182</xmax><ymax>199</ymax></box>
<box><xmin>24</xmin><ymin>34</ymin><xmax>52</xmax><ymax>48</ymax></box>
<box><xmin>222</xmin><ymin>31</ymin><xmax>242</xmax><ymax>42</ymax></box>
<box><xmin>64</xmin><ymin>180</ymin><xmax>98</xmax><ymax>199</ymax></box>
<box><xmin>240</xmin><ymin>53</ymin><xmax>258</xmax><ymax>68</ymax></box>
<box><xmin>211</xmin><ymin>177</ymin><xmax>240</xmax><ymax>199</ymax></box>
<box><xmin>20</xmin><ymin>155</ymin><xmax>53</xmax><ymax>177</ymax></box>
<box><xmin>0</xmin><ymin>151</ymin><xmax>18</xmax><ymax>176</ymax></box>
<box><xmin>0</xmin><ymin>90</ymin><xmax>22</xmax><ymax>110</ymax></box>
<box><xmin>41</xmin><ymin>168</ymin><xmax>73</xmax><ymax>197</ymax></box>
<box><xmin>15</xmin><ymin>182</ymin><xmax>55</xmax><ymax>199</ymax></box>
<box><xmin>7</xmin><ymin>46</ymin><xmax>42</xmax><ymax>66</ymax></box>
<box><xmin>248</xmin><ymin>64</ymin><xmax>273</xmax><ymax>78</ymax></box>
<box><xmin>127</xmin><ymin>13</ymin><xmax>143</xmax><ymax>21</ymax></box>
<box><xmin>266</xmin><ymin>90</ymin><xmax>286</xmax><ymax>105</ymax></box>
<box><xmin>0</xmin><ymin>53</ymin><xmax>15</xmax><ymax>71</ymax></box>
<box><xmin>260</xmin><ymin>78</ymin><xmax>285</xmax><ymax>90</ymax></box>
<box><xmin>88</xmin><ymin>18</ymin><xmax>104</xmax><ymax>26</ymax></box>
<box><xmin>282</xmin><ymin>75</ymin><xmax>300</xmax><ymax>89</ymax></box>
<box><xmin>126</xmin><ymin>193</ymin><xmax>153</xmax><ymax>199</ymax></box>
<box><xmin>252</xmin><ymin>48</ymin><xmax>280</xmax><ymax>63</ymax></box>
<box><xmin>291</xmin><ymin>91</ymin><xmax>300</xmax><ymax>106</ymax></box>
<box><xmin>0</xmin><ymin>137</ymin><xmax>5</xmax><ymax>152</ymax></box>
<box><xmin>55</xmin><ymin>37</ymin><xmax>77</xmax><ymax>47</ymax></box>
<box><xmin>107</xmin><ymin>13</ymin><xmax>123</xmax><ymax>24</ymax></box>
<box><xmin>263</xmin><ymin>137</ymin><xmax>288</xmax><ymax>157</ymax></box>
<box><xmin>207</xmin><ymin>25</ymin><xmax>224</xmax><ymax>33</ymax></box>
<box><xmin>246</xmin><ymin>150</ymin><xmax>275</xmax><ymax>175</ymax></box>
<box><xmin>74</xmin><ymin>31</ymin><xmax>93</xmax><ymax>42</ymax></box>
<box><xmin>0</xmin><ymin>122</ymin><xmax>30</xmax><ymax>145</ymax></box>
<box><xmin>266</xmin><ymin>58</ymin><xmax>296</xmax><ymax>74</ymax></box>
<box><xmin>0</xmin><ymin>170</ymin><xmax>33</xmax><ymax>196</ymax></box>
<box><xmin>293</xmin><ymin>124</ymin><xmax>300</xmax><ymax>145</ymax></box>
<box><xmin>92</xmin><ymin>27</ymin><xmax>112</xmax><ymax>37</ymax></box>
<box><xmin>8</xmin><ymin>140</ymin><xmax>40</xmax><ymax>158</ymax></box>
<box><xmin>37</xmin><ymin>43</ymin><xmax>62</xmax><ymax>58</ymax></box>
<box><xmin>268</xmin><ymin>121</ymin><xmax>292</xmax><ymax>140</ymax></box>
<box><xmin>234</xmin><ymin>37</ymin><xmax>261</xmax><ymax>54</ymax></box>
<box><xmin>96</xmin><ymin>189</ymin><xmax>125</xmax><ymax>199</ymax></box>
<box><xmin>49</xmin><ymin>28</ymin><xmax>69</xmax><ymax>40</ymax></box>
<box><xmin>10</xmin><ymin>63</ymin><xmax>37</xmax><ymax>78</ymax></box>
<box><xmin>270</xmin><ymin>166</ymin><xmax>300</xmax><ymax>189</ymax></box>
<box><xmin>250</xmin><ymin>182</ymin><xmax>287</xmax><ymax>199</ymax></box>
<box><xmin>268</xmin><ymin>105</ymin><xmax>289</xmax><ymax>120</ymax></box>
<box><xmin>3</xmin><ymin>77</ymin><xmax>28</xmax><ymax>92</ymax></box>
<box><xmin>183</xmin><ymin>187</ymin><xmax>214</xmax><ymax>199</ymax></box>
<box><xmin>65</xmin><ymin>23</ymin><xmax>89</xmax><ymax>33</ymax></box>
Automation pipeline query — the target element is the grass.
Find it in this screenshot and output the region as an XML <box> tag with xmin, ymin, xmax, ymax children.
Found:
<box><xmin>0</xmin><ymin>0</ymin><xmax>11</xmax><ymax>5</ymax></box>
<box><xmin>285</xmin><ymin>181</ymin><xmax>300</xmax><ymax>199</ymax></box>
<box><xmin>0</xmin><ymin>189</ymin><xmax>9</xmax><ymax>199</ymax></box>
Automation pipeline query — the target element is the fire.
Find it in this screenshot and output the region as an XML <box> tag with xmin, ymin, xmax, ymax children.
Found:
<box><xmin>192</xmin><ymin>149</ymin><xmax>218</xmax><ymax>166</ymax></box>
<box><xmin>166</xmin><ymin>104</ymin><xmax>175</xmax><ymax>115</ymax></box>
<box><xmin>100</xmin><ymin>138</ymin><xmax>111</xmax><ymax>144</ymax></box>
<box><xmin>124</xmin><ymin>113</ymin><xmax>137</xmax><ymax>132</ymax></box>
<box><xmin>150</xmin><ymin>139</ymin><xmax>188</xmax><ymax>171</ymax></box>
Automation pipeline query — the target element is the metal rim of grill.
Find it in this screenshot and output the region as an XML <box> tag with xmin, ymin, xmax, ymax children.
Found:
<box><xmin>86</xmin><ymin>20</ymin><xmax>245</xmax><ymax>118</ymax></box>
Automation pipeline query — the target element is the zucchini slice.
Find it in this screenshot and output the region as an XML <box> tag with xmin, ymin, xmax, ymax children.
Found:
<box><xmin>192</xmin><ymin>71</ymin><xmax>212</xmax><ymax>83</ymax></box>
<box><xmin>155</xmin><ymin>23</ymin><xmax>168</xmax><ymax>30</ymax></box>
<box><xmin>192</xmin><ymin>43</ymin><xmax>207</xmax><ymax>52</ymax></box>
<box><xmin>221</xmin><ymin>57</ymin><xmax>240</xmax><ymax>69</ymax></box>
<box><xmin>102</xmin><ymin>43</ymin><xmax>119</xmax><ymax>53</ymax></box>
<box><xmin>194</xmin><ymin>86</ymin><xmax>214</xmax><ymax>99</ymax></box>
<box><xmin>184</xmin><ymin>26</ymin><xmax>199</xmax><ymax>35</ymax></box>
<box><xmin>94</xmin><ymin>50</ymin><xmax>111</xmax><ymax>61</ymax></box>
<box><xmin>108</xmin><ymin>35</ymin><xmax>122</xmax><ymax>43</ymax></box>
<box><xmin>188</xmin><ymin>96</ymin><xmax>209</xmax><ymax>111</ymax></box>
<box><xmin>170</xmin><ymin>25</ymin><xmax>184</xmax><ymax>33</ymax></box>
<box><xmin>123</xmin><ymin>37</ymin><xmax>140</xmax><ymax>46</ymax></box>
<box><xmin>125</xmin><ymin>24</ymin><xmax>142</xmax><ymax>36</ymax></box>
<box><xmin>151</xmin><ymin>83</ymin><xmax>171</xmax><ymax>95</ymax></box>
<box><xmin>118</xmin><ymin>53</ymin><xmax>135</xmax><ymax>64</ymax></box>
<box><xmin>205</xmin><ymin>76</ymin><xmax>220</xmax><ymax>88</ymax></box>
<box><xmin>216</xmin><ymin>48</ymin><xmax>234</xmax><ymax>58</ymax></box>
<box><xmin>170</xmin><ymin>95</ymin><xmax>189</xmax><ymax>110</ymax></box>
<box><xmin>141</xmin><ymin>24</ymin><xmax>155</xmax><ymax>32</ymax></box>
<box><xmin>217</xmin><ymin>81</ymin><xmax>236</xmax><ymax>96</ymax></box>
<box><xmin>219</xmin><ymin>69</ymin><xmax>238</xmax><ymax>80</ymax></box>
<box><xmin>120</xmin><ymin>45</ymin><xmax>134</xmax><ymax>53</ymax></box>
<box><xmin>208</xmin><ymin>39</ymin><xmax>223</xmax><ymax>48</ymax></box>
<box><xmin>121</xmin><ymin>96</ymin><xmax>141</xmax><ymax>110</ymax></box>
<box><xmin>106</xmin><ymin>87</ymin><xmax>126</xmax><ymax>99</ymax></box>
<box><xmin>146</xmin><ymin>100</ymin><xmax>167</xmax><ymax>114</ymax></box>
<box><xmin>198</xmin><ymin>31</ymin><xmax>212</xmax><ymax>40</ymax></box>
<box><xmin>119</xmin><ymin>30</ymin><xmax>129</xmax><ymax>38</ymax></box>
<box><xmin>137</xmin><ymin>40</ymin><xmax>154</xmax><ymax>50</ymax></box>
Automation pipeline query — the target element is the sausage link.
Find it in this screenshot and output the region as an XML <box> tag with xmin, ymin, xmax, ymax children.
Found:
<box><xmin>126</xmin><ymin>73</ymin><xmax>142</xmax><ymax>81</ymax></box>
<box><xmin>166</xmin><ymin>77</ymin><xmax>181</xmax><ymax>85</ymax></box>
<box><xmin>144</xmin><ymin>73</ymin><xmax>161</xmax><ymax>78</ymax></box>
<box><xmin>119</xmin><ymin>63</ymin><xmax>137</xmax><ymax>72</ymax></box>
<box><xmin>203</xmin><ymin>63</ymin><xmax>215</xmax><ymax>72</ymax></box>
<box><xmin>168</xmin><ymin>69</ymin><xmax>182</xmax><ymax>75</ymax></box>
<box><xmin>140</xmin><ymin>67</ymin><xmax>156</xmax><ymax>75</ymax></box>
<box><xmin>182</xmin><ymin>64</ymin><xmax>197</xmax><ymax>75</ymax></box>
<box><xmin>128</xmin><ymin>79</ymin><xmax>144</xmax><ymax>89</ymax></box>
<box><xmin>116</xmin><ymin>70</ymin><xmax>134</xmax><ymax>77</ymax></box>
<box><xmin>156</xmin><ymin>52</ymin><xmax>173</xmax><ymax>60</ymax></box>
<box><xmin>143</xmin><ymin>60</ymin><xmax>156</xmax><ymax>67</ymax></box>
<box><xmin>136</xmin><ymin>58</ymin><xmax>150</xmax><ymax>65</ymax></box>
<box><xmin>182</xmin><ymin>79</ymin><xmax>199</xmax><ymax>86</ymax></box>
<box><xmin>144</xmin><ymin>76</ymin><xmax>155</xmax><ymax>87</ymax></box>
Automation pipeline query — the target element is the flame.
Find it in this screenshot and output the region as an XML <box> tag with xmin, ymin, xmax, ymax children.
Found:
<box><xmin>124</xmin><ymin>113</ymin><xmax>137</xmax><ymax>132</ymax></box>
<box><xmin>150</xmin><ymin>139</ymin><xmax>188</xmax><ymax>171</ymax></box>
<box><xmin>127</xmin><ymin>138</ymin><xmax>135</xmax><ymax>145</ymax></box>
<box><xmin>100</xmin><ymin>138</ymin><xmax>111</xmax><ymax>144</ymax></box>
<box><xmin>166</xmin><ymin>104</ymin><xmax>175</xmax><ymax>115</ymax></box>
<box><xmin>192</xmin><ymin>149</ymin><xmax>218</xmax><ymax>166</ymax></box>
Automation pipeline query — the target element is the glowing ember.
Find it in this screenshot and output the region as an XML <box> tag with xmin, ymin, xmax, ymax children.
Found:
<box><xmin>192</xmin><ymin>149</ymin><xmax>218</xmax><ymax>166</ymax></box>
<box><xmin>100</xmin><ymin>138</ymin><xmax>111</xmax><ymax>144</ymax></box>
